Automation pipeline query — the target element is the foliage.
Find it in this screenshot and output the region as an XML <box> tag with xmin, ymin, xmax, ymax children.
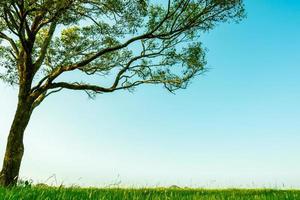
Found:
<box><xmin>0</xmin><ymin>0</ymin><xmax>245</xmax><ymax>104</ymax></box>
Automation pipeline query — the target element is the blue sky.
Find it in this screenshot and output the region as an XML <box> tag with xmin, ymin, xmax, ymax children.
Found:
<box><xmin>1</xmin><ymin>0</ymin><xmax>300</xmax><ymax>188</ymax></box>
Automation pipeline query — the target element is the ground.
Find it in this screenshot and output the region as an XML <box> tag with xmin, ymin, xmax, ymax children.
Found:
<box><xmin>0</xmin><ymin>187</ymin><xmax>299</xmax><ymax>199</ymax></box>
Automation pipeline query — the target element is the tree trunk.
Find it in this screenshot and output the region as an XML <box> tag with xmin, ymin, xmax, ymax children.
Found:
<box><xmin>0</xmin><ymin>97</ymin><xmax>33</xmax><ymax>187</ymax></box>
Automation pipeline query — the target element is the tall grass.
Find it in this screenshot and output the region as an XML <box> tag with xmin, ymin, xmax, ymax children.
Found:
<box><xmin>0</xmin><ymin>187</ymin><xmax>300</xmax><ymax>200</ymax></box>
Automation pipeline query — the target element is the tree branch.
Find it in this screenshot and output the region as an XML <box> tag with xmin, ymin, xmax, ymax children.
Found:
<box><xmin>0</xmin><ymin>32</ymin><xmax>19</xmax><ymax>55</ymax></box>
<box><xmin>33</xmin><ymin>21</ymin><xmax>57</xmax><ymax>73</ymax></box>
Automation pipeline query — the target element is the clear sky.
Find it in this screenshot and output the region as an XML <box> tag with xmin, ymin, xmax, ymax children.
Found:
<box><xmin>1</xmin><ymin>0</ymin><xmax>300</xmax><ymax>188</ymax></box>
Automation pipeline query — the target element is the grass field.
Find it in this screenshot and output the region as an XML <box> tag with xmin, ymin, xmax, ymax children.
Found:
<box><xmin>0</xmin><ymin>187</ymin><xmax>299</xmax><ymax>200</ymax></box>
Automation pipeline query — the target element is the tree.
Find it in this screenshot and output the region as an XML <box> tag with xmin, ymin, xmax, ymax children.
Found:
<box><xmin>0</xmin><ymin>0</ymin><xmax>244</xmax><ymax>187</ymax></box>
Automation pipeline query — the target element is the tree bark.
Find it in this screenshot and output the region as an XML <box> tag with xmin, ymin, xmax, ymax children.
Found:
<box><xmin>0</xmin><ymin>96</ymin><xmax>33</xmax><ymax>187</ymax></box>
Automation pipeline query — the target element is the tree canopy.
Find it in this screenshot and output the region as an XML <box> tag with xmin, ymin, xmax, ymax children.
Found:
<box><xmin>0</xmin><ymin>0</ymin><xmax>244</xmax><ymax>104</ymax></box>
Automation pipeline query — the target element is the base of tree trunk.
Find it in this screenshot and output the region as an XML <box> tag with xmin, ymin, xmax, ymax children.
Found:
<box><xmin>0</xmin><ymin>99</ymin><xmax>31</xmax><ymax>187</ymax></box>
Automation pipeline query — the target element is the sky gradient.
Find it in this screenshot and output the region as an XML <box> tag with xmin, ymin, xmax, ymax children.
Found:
<box><xmin>1</xmin><ymin>0</ymin><xmax>300</xmax><ymax>188</ymax></box>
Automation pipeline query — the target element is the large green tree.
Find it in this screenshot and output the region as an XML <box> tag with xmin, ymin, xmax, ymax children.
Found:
<box><xmin>0</xmin><ymin>0</ymin><xmax>244</xmax><ymax>186</ymax></box>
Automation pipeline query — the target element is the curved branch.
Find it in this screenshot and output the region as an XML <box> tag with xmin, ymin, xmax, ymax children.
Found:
<box><xmin>0</xmin><ymin>32</ymin><xmax>19</xmax><ymax>55</ymax></box>
<box><xmin>33</xmin><ymin>21</ymin><xmax>57</xmax><ymax>73</ymax></box>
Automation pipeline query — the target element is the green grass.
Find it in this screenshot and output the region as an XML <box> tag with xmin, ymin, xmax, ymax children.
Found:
<box><xmin>0</xmin><ymin>187</ymin><xmax>300</xmax><ymax>200</ymax></box>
